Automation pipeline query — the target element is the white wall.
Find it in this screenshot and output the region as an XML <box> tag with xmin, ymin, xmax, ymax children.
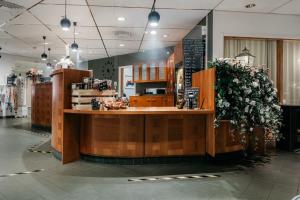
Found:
<box><xmin>0</xmin><ymin>53</ymin><xmax>47</xmax><ymax>85</ymax></box>
<box><xmin>213</xmin><ymin>11</ymin><xmax>300</xmax><ymax>58</ymax></box>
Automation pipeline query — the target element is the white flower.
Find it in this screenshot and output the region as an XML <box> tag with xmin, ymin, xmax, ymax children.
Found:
<box><xmin>250</xmin><ymin>101</ymin><xmax>256</xmax><ymax>106</ymax></box>
<box><xmin>250</xmin><ymin>71</ymin><xmax>255</xmax><ymax>77</ymax></box>
<box><xmin>228</xmin><ymin>88</ymin><xmax>232</xmax><ymax>94</ymax></box>
<box><xmin>245</xmin><ymin>105</ymin><xmax>249</xmax><ymax>113</ymax></box>
<box><xmin>233</xmin><ymin>78</ymin><xmax>239</xmax><ymax>84</ymax></box>
<box><xmin>252</xmin><ymin>81</ymin><xmax>259</xmax><ymax>88</ymax></box>
<box><xmin>249</xmin><ymin>127</ymin><xmax>253</xmax><ymax>132</ymax></box>
<box><xmin>245</xmin><ymin>88</ymin><xmax>252</xmax><ymax>94</ymax></box>
<box><xmin>224</xmin><ymin>102</ymin><xmax>230</xmax><ymax>108</ymax></box>
<box><xmin>239</xmin><ymin>97</ymin><xmax>243</xmax><ymax>101</ymax></box>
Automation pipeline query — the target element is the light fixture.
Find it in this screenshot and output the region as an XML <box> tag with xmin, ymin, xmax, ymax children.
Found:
<box><xmin>235</xmin><ymin>47</ymin><xmax>255</xmax><ymax>66</ymax></box>
<box><xmin>74</xmin><ymin>32</ymin><xmax>79</xmax><ymax>35</ymax></box>
<box><xmin>71</xmin><ymin>22</ymin><xmax>79</xmax><ymax>52</ymax></box>
<box><xmin>148</xmin><ymin>0</ymin><xmax>160</xmax><ymax>27</ymax></box>
<box><xmin>47</xmin><ymin>48</ymin><xmax>52</xmax><ymax>68</ymax></box>
<box><xmin>145</xmin><ymin>31</ymin><xmax>148</xmax><ymax>34</ymax></box>
<box><xmin>166</xmin><ymin>51</ymin><xmax>170</xmax><ymax>55</ymax></box>
<box><xmin>41</xmin><ymin>36</ymin><xmax>47</xmax><ymax>61</ymax></box>
<box><xmin>150</xmin><ymin>30</ymin><xmax>157</xmax><ymax>35</ymax></box>
<box><xmin>119</xmin><ymin>44</ymin><xmax>125</xmax><ymax>47</ymax></box>
<box><xmin>117</xmin><ymin>17</ymin><xmax>126</xmax><ymax>21</ymax></box>
<box><xmin>53</xmin><ymin>59</ymin><xmax>57</xmax><ymax>62</ymax></box>
<box><xmin>163</xmin><ymin>34</ymin><xmax>168</xmax><ymax>38</ymax></box>
<box><xmin>245</xmin><ymin>3</ymin><xmax>256</xmax><ymax>8</ymax></box>
<box><xmin>60</xmin><ymin>0</ymin><xmax>71</xmax><ymax>31</ymax></box>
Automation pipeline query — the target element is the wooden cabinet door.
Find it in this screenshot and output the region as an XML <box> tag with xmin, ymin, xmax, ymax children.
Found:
<box><xmin>150</xmin><ymin>96</ymin><xmax>163</xmax><ymax>107</ymax></box>
<box><xmin>133</xmin><ymin>64</ymin><xmax>140</xmax><ymax>81</ymax></box>
<box><xmin>130</xmin><ymin>97</ymin><xmax>139</xmax><ymax>107</ymax></box>
<box><xmin>158</xmin><ymin>61</ymin><xmax>166</xmax><ymax>80</ymax></box>
<box><xmin>141</xmin><ymin>64</ymin><xmax>147</xmax><ymax>81</ymax></box>
<box><xmin>149</xmin><ymin>63</ymin><xmax>156</xmax><ymax>81</ymax></box>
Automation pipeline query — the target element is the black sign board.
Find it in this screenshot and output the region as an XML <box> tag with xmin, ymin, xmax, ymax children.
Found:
<box><xmin>183</xmin><ymin>38</ymin><xmax>206</xmax><ymax>88</ymax></box>
<box><xmin>98</xmin><ymin>81</ymin><xmax>108</xmax><ymax>91</ymax></box>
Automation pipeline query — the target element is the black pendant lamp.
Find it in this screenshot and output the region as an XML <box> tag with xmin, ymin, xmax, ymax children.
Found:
<box><xmin>148</xmin><ymin>0</ymin><xmax>160</xmax><ymax>27</ymax></box>
<box><xmin>71</xmin><ymin>22</ymin><xmax>78</xmax><ymax>52</ymax></box>
<box><xmin>41</xmin><ymin>36</ymin><xmax>47</xmax><ymax>61</ymax></box>
<box><xmin>47</xmin><ymin>48</ymin><xmax>52</xmax><ymax>68</ymax></box>
<box><xmin>60</xmin><ymin>0</ymin><xmax>71</xmax><ymax>31</ymax></box>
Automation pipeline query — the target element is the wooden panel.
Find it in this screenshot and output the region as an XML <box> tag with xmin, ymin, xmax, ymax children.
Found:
<box><xmin>215</xmin><ymin>121</ymin><xmax>243</xmax><ymax>154</ymax></box>
<box><xmin>80</xmin><ymin>115</ymin><xmax>144</xmax><ymax>157</ymax></box>
<box><xmin>129</xmin><ymin>95</ymin><xmax>174</xmax><ymax>107</ymax></box>
<box><xmin>63</xmin><ymin>114</ymin><xmax>81</xmax><ymax>164</ymax></box>
<box><xmin>277</xmin><ymin>40</ymin><xmax>283</xmax><ymax>103</ymax></box>
<box><xmin>166</xmin><ymin>53</ymin><xmax>175</xmax><ymax>95</ymax></box>
<box><xmin>31</xmin><ymin>82</ymin><xmax>52</xmax><ymax>127</ymax></box>
<box><xmin>64</xmin><ymin>107</ymin><xmax>214</xmax><ymax>115</ymax></box>
<box><xmin>192</xmin><ymin>68</ymin><xmax>216</xmax><ymax>156</ymax></box>
<box><xmin>174</xmin><ymin>40</ymin><xmax>183</xmax><ymax>65</ymax></box>
<box><xmin>51</xmin><ymin>69</ymin><xmax>91</xmax><ymax>156</ymax></box>
<box><xmin>192</xmin><ymin>68</ymin><xmax>215</xmax><ymax>111</ymax></box>
<box><xmin>145</xmin><ymin>115</ymin><xmax>206</xmax><ymax>156</ymax></box>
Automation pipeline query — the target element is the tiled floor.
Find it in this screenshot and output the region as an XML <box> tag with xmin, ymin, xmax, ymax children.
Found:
<box><xmin>0</xmin><ymin>118</ymin><xmax>299</xmax><ymax>200</ymax></box>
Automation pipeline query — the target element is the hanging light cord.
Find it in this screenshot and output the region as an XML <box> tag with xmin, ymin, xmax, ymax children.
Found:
<box><xmin>151</xmin><ymin>0</ymin><xmax>156</xmax><ymax>11</ymax></box>
<box><xmin>73</xmin><ymin>22</ymin><xmax>76</xmax><ymax>43</ymax></box>
<box><xmin>65</xmin><ymin>0</ymin><xmax>67</xmax><ymax>17</ymax></box>
<box><xmin>43</xmin><ymin>36</ymin><xmax>46</xmax><ymax>53</ymax></box>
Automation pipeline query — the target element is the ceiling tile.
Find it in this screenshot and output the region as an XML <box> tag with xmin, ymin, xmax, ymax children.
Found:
<box><xmin>7</xmin><ymin>0</ymin><xmax>42</xmax><ymax>9</ymax></box>
<box><xmin>9</xmin><ymin>11</ymin><xmax>41</xmax><ymax>25</ymax></box>
<box><xmin>43</xmin><ymin>0</ymin><xmax>86</xmax><ymax>5</ymax></box>
<box><xmin>30</xmin><ymin>4</ymin><xmax>94</xmax><ymax>26</ymax></box>
<box><xmin>215</xmin><ymin>0</ymin><xmax>291</xmax><ymax>13</ymax></box>
<box><xmin>104</xmin><ymin>39</ymin><xmax>140</xmax><ymax>49</ymax></box>
<box><xmin>88</xmin><ymin>0</ymin><xmax>152</xmax><ymax>7</ymax></box>
<box><xmin>272</xmin><ymin>0</ymin><xmax>300</xmax><ymax>15</ymax></box>
<box><xmin>99</xmin><ymin>27</ymin><xmax>144</xmax><ymax>40</ymax></box>
<box><xmin>143</xmin><ymin>28</ymin><xmax>190</xmax><ymax>42</ymax></box>
<box><xmin>50</xmin><ymin>25</ymin><xmax>99</xmax><ymax>40</ymax></box>
<box><xmin>156</xmin><ymin>0</ymin><xmax>222</xmax><ymax>9</ymax></box>
<box><xmin>155</xmin><ymin>9</ymin><xmax>209</xmax><ymax>28</ymax></box>
<box><xmin>64</xmin><ymin>38</ymin><xmax>104</xmax><ymax>49</ymax></box>
<box><xmin>90</xmin><ymin>6</ymin><xmax>150</xmax><ymax>27</ymax></box>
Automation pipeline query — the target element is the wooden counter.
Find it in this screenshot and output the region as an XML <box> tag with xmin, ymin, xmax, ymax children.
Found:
<box><xmin>62</xmin><ymin>107</ymin><xmax>214</xmax><ymax>164</ymax></box>
<box><xmin>64</xmin><ymin>107</ymin><xmax>214</xmax><ymax>115</ymax></box>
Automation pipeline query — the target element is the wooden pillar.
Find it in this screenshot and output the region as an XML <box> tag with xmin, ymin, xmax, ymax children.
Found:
<box><xmin>276</xmin><ymin>40</ymin><xmax>284</xmax><ymax>103</ymax></box>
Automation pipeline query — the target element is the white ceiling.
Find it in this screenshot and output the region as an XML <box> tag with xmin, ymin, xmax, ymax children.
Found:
<box><xmin>0</xmin><ymin>0</ymin><xmax>299</xmax><ymax>63</ymax></box>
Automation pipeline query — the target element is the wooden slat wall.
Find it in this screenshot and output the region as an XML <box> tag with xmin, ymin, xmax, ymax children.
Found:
<box><xmin>51</xmin><ymin>69</ymin><xmax>91</xmax><ymax>163</ymax></box>
<box><xmin>192</xmin><ymin>68</ymin><xmax>216</xmax><ymax>156</ymax></box>
<box><xmin>145</xmin><ymin>115</ymin><xmax>206</xmax><ymax>156</ymax></box>
<box><xmin>192</xmin><ymin>68</ymin><xmax>215</xmax><ymax>111</ymax></box>
<box><xmin>80</xmin><ymin>115</ymin><xmax>145</xmax><ymax>157</ymax></box>
<box><xmin>276</xmin><ymin>40</ymin><xmax>284</xmax><ymax>103</ymax></box>
<box><xmin>31</xmin><ymin>82</ymin><xmax>52</xmax><ymax>128</ymax></box>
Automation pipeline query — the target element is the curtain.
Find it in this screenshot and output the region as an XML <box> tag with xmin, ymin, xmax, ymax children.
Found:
<box><xmin>283</xmin><ymin>40</ymin><xmax>300</xmax><ymax>105</ymax></box>
<box><xmin>224</xmin><ymin>39</ymin><xmax>277</xmax><ymax>86</ymax></box>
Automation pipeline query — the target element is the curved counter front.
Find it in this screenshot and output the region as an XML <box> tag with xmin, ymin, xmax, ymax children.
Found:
<box><xmin>57</xmin><ymin>107</ymin><xmax>215</xmax><ymax>164</ymax></box>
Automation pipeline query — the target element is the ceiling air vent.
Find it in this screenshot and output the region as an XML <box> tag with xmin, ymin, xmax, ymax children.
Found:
<box><xmin>0</xmin><ymin>0</ymin><xmax>23</xmax><ymax>9</ymax></box>
<box><xmin>114</xmin><ymin>31</ymin><xmax>136</xmax><ymax>40</ymax></box>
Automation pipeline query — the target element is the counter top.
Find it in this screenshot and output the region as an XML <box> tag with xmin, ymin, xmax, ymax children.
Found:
<box><xmin>64</xmin><ymin>107</ymin><xmax>214</xmax><ymax>115</ymax></box>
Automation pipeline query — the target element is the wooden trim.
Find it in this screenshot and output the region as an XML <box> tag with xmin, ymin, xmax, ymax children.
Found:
<box><xmin>276</xmin><ymin>40</ymin><xmax>284</xmax><ymax>103</ymax></box>
<box><xmin>120</xmin><ymin>68</ymin><xmax>124</xmax><ymax>97</ymax></box>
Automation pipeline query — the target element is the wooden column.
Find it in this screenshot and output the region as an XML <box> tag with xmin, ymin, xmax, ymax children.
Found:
<box><xmin>276</xmin><ymin>40</ymin><xmax>284</xmax><ymax>103</ymax></box>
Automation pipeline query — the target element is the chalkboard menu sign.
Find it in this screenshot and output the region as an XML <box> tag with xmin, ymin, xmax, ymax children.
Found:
<box><xmin>183</xmin><ymin>38</ymin><xmax>206</xmax><ymax>88</ymax></box>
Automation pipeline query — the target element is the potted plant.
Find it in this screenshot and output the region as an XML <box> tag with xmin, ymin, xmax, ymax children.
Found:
<box><xmin>209</xmin><ymin>59</ymin><xmax>282</xmax><ymax>155</ymax></box>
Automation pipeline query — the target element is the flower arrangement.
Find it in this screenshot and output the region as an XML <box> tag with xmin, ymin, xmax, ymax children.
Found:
<box><xmin>209</xmin><ymin>58</ymin><xmax>282</xmax><ymax>143</ymax></box>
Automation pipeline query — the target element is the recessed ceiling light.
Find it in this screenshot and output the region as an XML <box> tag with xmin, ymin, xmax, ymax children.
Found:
<box><xmin>75</xmin><ymin>32</ymin><xmax>79</xmax><ymax>35</ymax></box>
<box><xmin>245</xmin><ymin>3</ymin><xmax>256</xmax><ymax>8</ymax></box>
<box><xmin>118</xmin><ymin>17</ymin><xmax>126</xmax><ymax>21</ymax></box>
<box><xmin>166</xmin><ymin>51</ymin><xmax>170</xmax><ymax>55</ymax></box>
<box><xmin>145</xmin><ymin>31</ymin><xmax>148</xmax><ymax>34</ymax></box>
<box><xmin>150</xmin><ymin>30</ymin><xmax>157</xmax><ymax>35</ymax></box>
<box><xmin>53</xmin><ymin>59</ymin><xmax>57</xmax><ymax>62</ymax></box>
<box><xmin>44</xmin><ymin>42</ymin><xmax>49</xmax><ymax>45</ymax></box>
<box><xmin>119</xmin><ymin>44</ymin><xmax>125</xmax><ymax>47</ymax></box>
<box><xmin>163</xmin><ymin>34</ymin><xmax>168</xmax><ymax>38</ymax></box>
